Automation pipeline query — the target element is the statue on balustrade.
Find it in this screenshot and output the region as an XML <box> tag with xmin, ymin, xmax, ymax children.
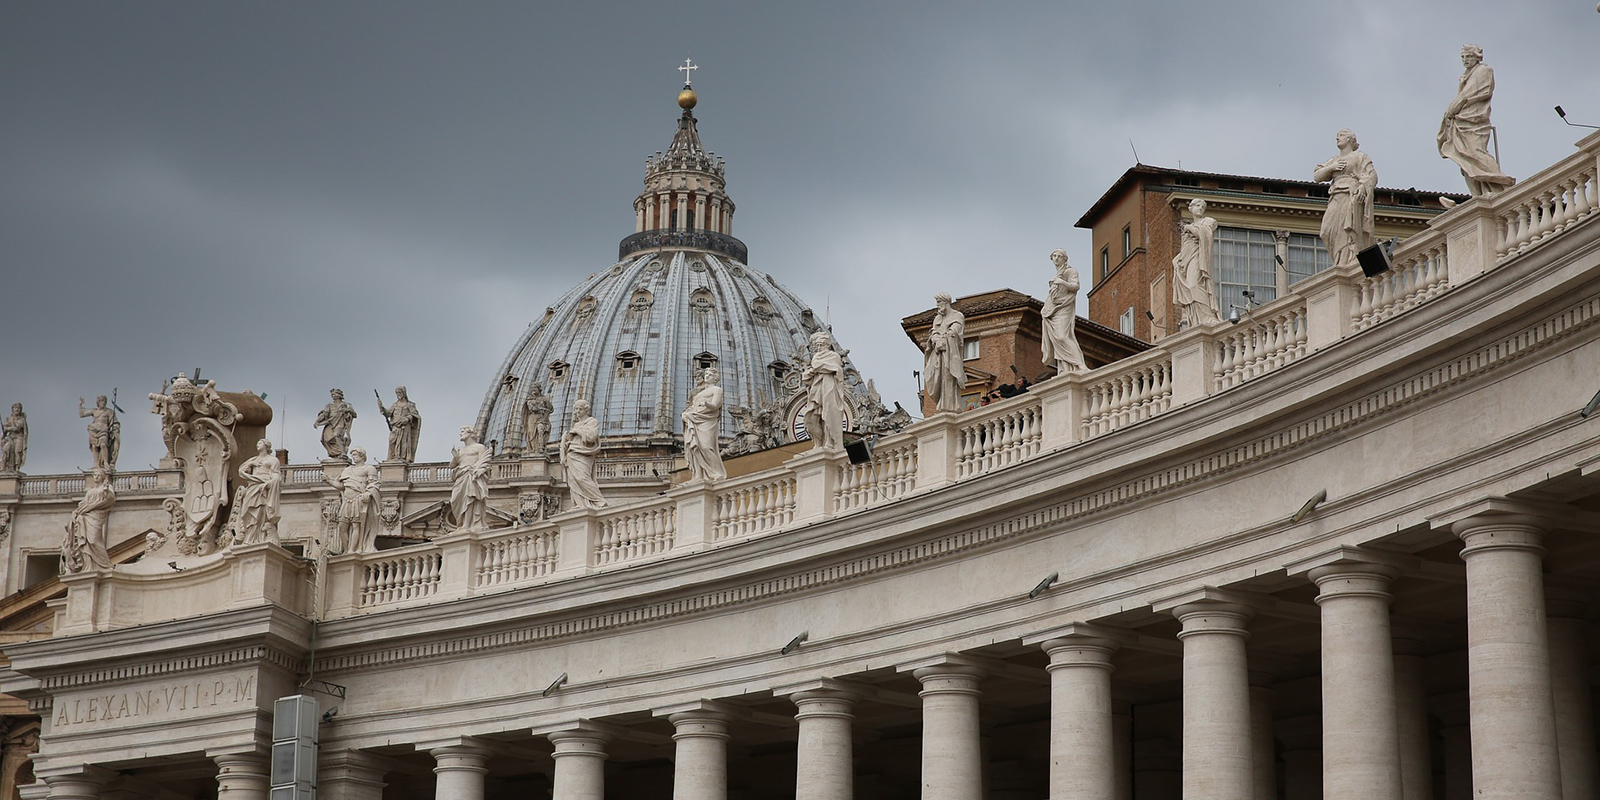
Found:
<box><xmin>802</xmin><ymin>331</ymin><xmax>849</xmax><ymax>451</ymax></box>
<box><xmin>682</xmin><ymin>367</ymin><xmax>728</xmax><ymax>483</ymax></box>
<box><xmin>446</xmin><ymin>426</ymin><xmax>492</xmax><ymax>531</ymax></box>
<box><xmin>1042</xmin><ymin>249</ymin><xmax>1088</xmax><ymax>372</ymax></box>
<box><xmin>223</xmin><ymin>438</ymin><xmax>281</xmax><ymax>547</ymax></box>
<box><xmin>60</xmin><ymin>468</ymin><xmax>115</xmax><ymax>574</ymax></box>
<box><xmin>522</xmin><ymin>383</ymin><xmax>554</xmax><ymax>454</ymax></box>
<box><xmin>0</xmin><ymin>403</ymin><xmax>25</xmax><ymax>473</ymax></box>
<box><xmin>560</xmin><ymin>399</ymin><xmax>607</xmax><ymax>510</ymax></box>
<box><xmin>1439</xmin><ymin>45</ymin><xmax>1514</xmax><ymax>198</ymax></box>
<box><xmin>325</xmin><ymin>446</ymin><xmax>380</xmax><ymax>555</ymax></box>
<box><xmin>1314</xmin><ymin>129</ymin><xmax>1378</xmax><ymax>270</ymax></box>
<box><xmin>923</xmin><ymin>294</ymin><xmax>967</xmax><ymax>414</ymax></box>
<box><xmin>1172</xmin><ymin>200</ymin><xmax>1223</xmax><ymax>329</ymax></box>
<box><xmin>78</xmin><ymin>395</ymin><xmax>121</xmax><ymax>472</ymax></box>
<box><xmin>314</xmin><ymin>388</ymin><xmax>358</xmax><ymax>461</ymax></box>
<box><xmin>376</xmin><ymin>386</ymin><xmax>422</xmax><ymax>463</ymax></box>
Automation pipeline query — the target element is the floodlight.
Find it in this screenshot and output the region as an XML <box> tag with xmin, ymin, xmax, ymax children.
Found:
<box><xmin>542</xmin><ymin>673</ymin><xmax>568</xmax><ymax>697</ymax></box>
<box><xmin>1028</xmin><ymin>572</ymin><xmax>1059</xmax><ymax>600</ymax></box>
<box><xmin>1290</xmin><ymin>489</ymin><xmax>1328</xmax><ymax>524</ymax></box>
<box><xmin>780</xmin><ymin>631</ymin><xmax>809</xmax><ymax>655</ymax></box>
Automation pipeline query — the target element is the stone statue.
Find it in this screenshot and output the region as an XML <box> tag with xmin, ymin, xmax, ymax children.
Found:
<box><xmin>78</xmin><ymin>395</ymin><xmax>121</xmax><ymax>471</ymax></box>
<box><xmin>560</xmin><ymin>399</ymin><xmax>607</xmax><ymax>510</ymax></box>
<box><xmin>682</xmin><ymin>367</ymin><xmax>727</xmax><ymax>483</ymax></box>
<box><xmin>377</xmin><ymin>386</ymin><xmax>422</xmax><ymax>463</ymax></box>
<box><xmin>325</xmin><ymin>446</ymin><xmax>380</xmax><ymax>555</ymax></box>
<box><xmin>1438</xmin><ymin>44</ymin><xmax>1514</xmax><ymax>197</ymax></box>
<box><xmin>446</xmin><ymin>427</ymin><xmax>492</xmax><ymax>532</ymax></box>
<box><xmin>1172</xmin><ymin>199</ymin><xmax>1223</xmax><ymax>329</ymax></box>
<box><xmin>225</xmin><ymin>438</ymin><xmax>282</xmax><ymax>547</ymax></box>
<box><xmin>522</xmin><ymin>384</ymin><xmax>554</xmax><ymax>453</ymax></box>
<box><xmin>923</xmin><ymin>294</ymin><xmax>967</xmax><ymax>413</ymax></box>
<box><xmin>802</xmin><ymin>331</ymin><xmax>849</xmax><ymax>451</ymax></box>
<box><xmin>0</xmin><ymin>404</ymin><xmax>26</xmax><ymax>473</ymax></box>
<box><xmin>1314</xmin><ymin>129</ymin><xmax>1378</xmax><ymax>269</ymax></box>
<box><xmin>314</xmin><ymin>388</ymin><xmax>358</xmax><ymax>461</ymax></box>
<box><xmin>1042</xmin><ymin>249</ymin><xmax>1088</xmax><ymax>371</ymax></box>
<box><xmin>61</xmin><ymin>468</ymin><xmax>116</xmax><ymax>574</ymax></box>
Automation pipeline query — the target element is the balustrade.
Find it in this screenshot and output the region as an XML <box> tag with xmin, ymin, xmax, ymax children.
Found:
<box><xmin>835</xmin><ymin>439</ymin><xmax>918</xmax><ymax>511</ymax></box>
<box><xmin>713</xmin><ymin>474</ymin><xmax>797</xmax><ymax>541</ymax></box>
<box><xmin>1354</xmin><ymin>243</ymin><xmax>1449</xmax><ymax>332</ymax></box>
<box><xmin>359</xmin><ymin>548</ymin><xmax>443</xmax><ymax>608</ymax></box>
<box><xmin>955</xmin><ymin>401</ymin><xmax>1042</xmax><ymax>479</ymax></box>
<box><xmin>595</xmin><ymin>503</ymin><xmax>676</xmax><ymax>565</ymax></box>
<box><xmin>1495</xmin><ymin>160</ymin><xmax>1598</xmax><ymax>261</ymax></box>
<box><xmin>475</xmin><ymin>527</ymin><xmax>560</xmax><ymax>588</ymax></box>
<box><xmin>1214</xmin><ymin>300</ymin><xmax>1309</xmax><ymax>390</ymax></box>
<box><xmin>1081</xmin><ymin>358</ymin><xmax>1172</xmax><ymax>439</ymax></box>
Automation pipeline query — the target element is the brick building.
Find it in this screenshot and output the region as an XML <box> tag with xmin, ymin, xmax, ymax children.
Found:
<box><xmin>1077</xmin><ymin>165</ymin><xmax>1462</xmax><ymax>341</ymax></box>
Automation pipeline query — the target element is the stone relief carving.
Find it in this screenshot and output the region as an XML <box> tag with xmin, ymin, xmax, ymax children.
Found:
<box><xmin>60</xmin><ymin>468</ymin><xmax>115</xmax><ymax>574</ymax></box>
<box><xmin>325</xmin><ymin>447</ymin><xmax>380</xmax><ymax>555</ymax></box>
<box><xmin>923</xmin><ymin>293</ymin><xmax>967</xmax><ymax>414</ymax></box>
<box><xmin>751</xmin><ymin>297</ymin><xmax>775</xmax><ymax>324</ymax></box>
<box><xmin>220</xmin><ymin>438</ymin><xmax>281</xmax><ymax>549</ymax></box>
<box><xmin>518</xmin><ymin>490</ymin><xmax>560</xmax><ymax>524</ymax></box>
<box><xmin>560</xmin><ymin>399</ymin><xmax>607</xmax><ymax>510</ymax></box>
<box><xmin>1172</xmin><ymin>200</ymin><xmax>1223</xmax><ymax>329</ymax></box>
<box><xmin>0</xmin><ymin>509</ymin><xmax>10</xmax><ymax>546</ymax></box>
<box><xmin>1042</xmin><ymin>249</ymin><xmax>1088</xmax><ymax>373</ymax></box>
<box><xmin>682</xmin><ymin>367</ymin><xmax>727</xmax><ymax>483</ymax></box>
<box><xmin>377</xmin><ymin>386</ymin><xmax>422</xmax><ymax>463</ymax></box>
<box><xmin>147</xmin><ymin>374</ymin><xmax>240</xmax><ymax>556</ymax></box>
<box><xmin>0</xmin><ymin>403</ymin><xmax>27</xmax><ymax>473</ymax></box>
<box><xmin>78</xmin><ymin>395</ymin><xmax>121</xmax><ymax>471</ymax></box>
<box><xmin>1439</xmin><ymin>45</ymin><xmax>1514</xmax><ymax>197</ymax></box>
<box><xmin>379</xmin><ymin>497</ymin><xmax>402</xmax><ymax>535</ymax></box>
<box><xmin>446</xmin><ymin>427</ymin><xmax>492</xmax><ymax>532</ymax></box>
<box><xmin>1314</xmin><ymin>129</ymin><xmax>1378</xmax><ymax>269</ymax></box>
<box><xmin>802</xmin><ymin>331</ymin><xmax>848</xmax><ymax>451</ymax></box>
<box><xmin>313</xmin><ymin>388</ymin><xmax>357</xmax><ymax>461</ymax></box>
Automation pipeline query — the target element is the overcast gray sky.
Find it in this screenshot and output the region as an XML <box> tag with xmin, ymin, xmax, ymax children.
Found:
<box><xmin>1</xmin><ymin>1</ymin><xmax>1595</xmax><ymax>475</ymax></box>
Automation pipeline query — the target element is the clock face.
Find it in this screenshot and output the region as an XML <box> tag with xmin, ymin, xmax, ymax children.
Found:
<box><xmin>789</xmin><ymin>403</ymin><xmax>853</xmax><ymax>442</ymax></box>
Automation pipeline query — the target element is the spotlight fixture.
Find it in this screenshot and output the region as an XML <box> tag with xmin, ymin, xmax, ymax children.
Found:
<box><xmin>321</xmin><ymin>706</ymin><xmax>339</xmax><ymax>723</ymax></box>
<box><xmin>1028</xmin><ymin>572</ymin><xmax>1060</xmax><ymax>600</ymax></box>
<box><xmin>1228</xmin><ymin>307</ymin><xmax>1243</xmax><ymax>325</ymax></box>
<box><xmin>1557</xmin><ymin>106</ymin><xmax>1600</xmax><ymax>130</ymax></box>
<box><xmin>542</xmin><ymin>673</ymin><xmax>568</xmax><ymax>697</ymax></box>
<box><xmin>780</xmin><ymin>631</ymin><xmax>809</xmax><ymax>655</ymax></box>
<box><xmin>1290</xmin><ymin>489</ymin><xmax>1328</xmax><ymax>524</ymax></box>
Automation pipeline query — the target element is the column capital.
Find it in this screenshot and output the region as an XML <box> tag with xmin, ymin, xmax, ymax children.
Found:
<box><xmin>1453</xmin><ymin>512</ymin><xmax>1546</xmax><ymax>557</ymax></box>
<box><xmin>212</xmin><ymin>750</ymin><xmax>269</xmax><ymax>771</ymax></box>
<box><xmin>790</xmin><ymin>688</ymin><xmax>858</xmax><ymax>723</ymax></box>
<box><xmin>1039</xmin><ymin>633</ymin><xmax>1119</xmax><ymax>672</ymax></box>
<box><xmin>665</xmin><ymin>709</ymin><xmax>731</xmax><ymax>742</ymax></box>
<box><xmin>1170</xmin><ymin>599</ymin><xmax>1254</xmax><ymax>638</ymax></box>
<box><xmin>1307</xmin><ymin>560</ymin><xmax>1397</xmax><ymax>603</ymax></box>
<box><xmin>548</xmin><ymin>727</ymin><xmax>614</xmax><ymax>757</ymax></box>
<box><xmin>773</xmin><ymin>676</ymin><xmax>866</xmax><ymax>701</ymax></box>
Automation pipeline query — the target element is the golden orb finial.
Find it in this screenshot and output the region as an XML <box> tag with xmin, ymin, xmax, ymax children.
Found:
<box><xmin>678</xmin><ymin>86</ymin><xmax>698</xmax><ymax>110</ymax></box>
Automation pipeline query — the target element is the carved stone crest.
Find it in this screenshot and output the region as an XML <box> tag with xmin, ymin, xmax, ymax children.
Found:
<box><xmin>380</xmin><ymin>497</ymin><xmax>402</xmax><ymax>535</ymax></box>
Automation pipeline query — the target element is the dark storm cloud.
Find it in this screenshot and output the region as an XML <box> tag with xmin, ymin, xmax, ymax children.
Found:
<box><xmin>1</xmin><ymin>1</ymin><xmax>1594</xmax><ymax>473</ymax></box>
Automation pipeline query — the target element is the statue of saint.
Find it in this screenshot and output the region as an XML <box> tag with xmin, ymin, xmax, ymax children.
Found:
<box><xmin>1042</xmin><ymin>250</ymin><xmax>1088</xmax><ymax>371</ymax></box>
<box><xmin>1172</xmin><ymin>199</ymin><xmax>1223</xmax><ymax>329</ymax></box>
<box><xmin>522</xmin><ymin>384</ymin><xmax>554</xmax><ymax>453</ymax></box>
<box><xmin>232</xmin><ymin>439</ymin><xmax>282</xmax><ymax>546</ymax></box>
<box><xmin>377</xmin><ymin>386</ymin><xmax>422</xmax><ymax>463</ymax></box>
<box><xmin>78</xmin><ymin>395</ymin><xmax>121</xmax><ymax>471</ymax></box>
<box><xmin>314</xmin><ymin>388</ymin><xmax>358</xmax><ymax>461</ymax></box>
<box><xmin>0</xmin><ymin>403</ymin><xmax>26</xmax><ymax>473</ymax></box>
<box><xmin>61</xmin><ymin>468</ymin><xmax>116</xmax><ymax>573</ymax></box>
<box><xmin>1438</xmin><ymin>44</ymin><xmax>1514</xmax><ymax>197</ymax></box>
<box><xmin>325</xmin><ymin>446</ymin><xmax>380</xmax><ymax>555</ymax></box>
<box><xmin>447</xmin><ymin>427</ymin><xmax>492</xmax><ymax>531</ymax></box>
<box><xmin>682</xmin><ymin>367</ymin><xmax>727</xmax><ymax>483</ymax></box>
<box><xmin>1314</xmin><ymin>129</ymin><xmax>1378</xmax><ymax>269</ymax></box>
<box><xmin>923</xmin><ymin>294</ymin><xmax>967</xmax><ymax>413</ymax></box>
<box><xmin>802</xmin><ymin>331</ymin><xmax>849</xmax><ymax>451</ymax></box>
<box><xmin>560</xmin><ymin>399</ymin><xmax>607</xmax><ymax>510</ymax></box>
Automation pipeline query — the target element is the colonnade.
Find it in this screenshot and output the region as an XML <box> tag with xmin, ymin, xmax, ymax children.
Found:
<box><xmin>635</xmin><ymin>190</ymin><xmax>731</xmax><ymax>235</ymax></box>
<box><xmin>28</xmin><ymin>513</ymin><xmax>1599</xmax><ymax>799</ymax></box>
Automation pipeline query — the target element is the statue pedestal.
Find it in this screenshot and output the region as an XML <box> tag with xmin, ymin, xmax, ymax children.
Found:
<box><xmin>56</xmin><ymin>544</ymin><xmax>312</xmax><ymax>636</ymax></box>
<box><xmin>379</xmin><ymin>460</ymin><xmax>410</xmax><ymax>485</ymax></box>
<box><xmin>0</xmin><ymin>473</ymin><xmax>17</xmax><ymax>497</ymax></box>
<box><xmin>320</xmin><ymin>459</ymin><xmax>350</xmax><ymax>482</ymax></box>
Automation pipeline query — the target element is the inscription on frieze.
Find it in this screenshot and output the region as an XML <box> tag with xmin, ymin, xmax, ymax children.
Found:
<box><xmin>52</xmin><ymin>674</ymin><xmax>257</xmax><ymax>731</ymax></box>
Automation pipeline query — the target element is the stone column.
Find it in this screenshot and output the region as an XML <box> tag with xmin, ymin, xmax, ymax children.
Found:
<box><xmin>791</xmin><ymin>689</ymin><xmax>857</xmax><ymax>800</ymax></box>
<box><xmin>1248</xmin><ymin>671</ymin><xmax>1276</xmax><ymax>800</ymax></box>
<box><xmin>1173</xmin><ymin>601</ymin><xmax>1255</xmax><ymax>800</ymax></box>
<box><xmin>669</xmin><ymin>709</ymin><xmax>729</xmax><ymax>800</ymax></box>
<box><xmin>318</xmin><ymin>750</ymin><xmax>389</xmax><ymax>800</ymax></box>
<box><xmin>549</xmin><ymin>729</ymin><xmax>610</xmax><ymax>800</ymax></box>
<box><xmin>213</xmin><ymin>753</ymin><xmax>269</xmax><ymax>799</ymax></box>
<box><xmin>39</xmin><ymin>770</ymin><xmax>109</xmax><ymax>800</ymax></box>
<box><xmin>1547</xmin><ymin>593</ymin><xmax>1598</xmax><ymax>800</ymax></box>
<box><xmin>1453</xmin><ymin>514</ymin><xmax>1562</xmax><ymax>799</ymax></box>
<box><xmin>1111</xmin><ymin>701</ymin><xmax>1132</xmax><ymax>800</ymax></box>
<box><xmin>911</xmin><ymin>662</ymin><xmax>985</xmax><ymax>800</ymax></box>
<box><xmin>1273</xmin><ymin>230</ymin><xmax>1291</xmax><ymax>296</ymax></box>
<box><xmin>430</xmin><ymin>742</ymin><xmax>491</xmax><ymax>800</ymax></box>
<box><xmin>1392</xmin><ymin>640</ymin><xmax>1434</xmax><ymax>800</ymax></box>
<box><xmin>1040</xmin><ymin>635</ymin><xmax>1118</xmax><ymax>800</ymax></box>
<box><xmin>1309</xmin><ymin>561</ymin><xmax>1402</xmax><ymax>800</ymax></box>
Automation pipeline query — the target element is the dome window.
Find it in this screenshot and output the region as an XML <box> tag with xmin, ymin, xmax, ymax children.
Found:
<box><xmin>549</xmin><ymin>360</ymin><xmax>570</xmax><ymax>381</ymax></box>
<box><xmin>627</xmin><ymin>288</ymin><xmax>654</xmax><ymax>321</ymax></box>
<box><xmin>571</xmin><ymin>296</ymin><xmax>599</xmax><ymax>330</ymax></box>
<box><xmin>616</xmin><ymin>351</ymin><xmax>642</xmax><ymax>376</ymax></box>
<box><xmin>751</xmin><ymin>297</ymin><xmax>775</xmax><ymax>323</ymax></box>
<box><xmin>769</xmin><ymin>361</ymin><xmax>790</xmax><ymax>383</ymax></box>
<box><xmin>693</xmin><ymin>352</ymin><xmax>719</xmax><ymax>372</ymax></box>
<box><xmin>690</xmin><ymin>287</ymin><xmax>716</xmax><ymax>315</ymax></box>
<box><xmin>690</xmin><ymin>259</ymin><xmax>707</xmax><ymax>273</ymax></box>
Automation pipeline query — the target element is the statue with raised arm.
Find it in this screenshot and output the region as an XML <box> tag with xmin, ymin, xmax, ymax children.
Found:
<box><xmin>325</xmin><ymin>446</ymin><xmax>380</xmax><ymax>555</ymax></box>
<box><xmin>61</xmin><ymin>468</ymin><xmax>116</xmax><ymax>573</ymax></box>
<box><xmin>560</xmin><ymin>399</ymin><xmax>607</xmax><ymax>510</ymax></box>
<box><xmin>923</xmin><ymin>293</ymin><xmax>967</xmax><ymax>413</ymax></box>
<box><xmin>377</xmin><ymin>386</ymin><xmax>422</xmax><ymax>463</ymax></box>
<box><xmin>1439</xmin><ymin>44</ymin><xmax>1514</xmax><ymax>197</ymax></box>
<box><xmin>1314</xmin><ymin>129</ymin><xmax>1378</xmax><ymax>269</ymax></box>
<box><xmin>802</xmin><ymin>331</ymin><xmax>849</xmax><ymax>451</ymax></box>
<box><xmin>0</xmin><ymin>403</ymin><xmax>26</xmax><ymax>473</ymax></box>
<box><xmin>522</xmin><ymin>384</ymin><xmax>554</xmax><ymax>453</ymax></box>
<box><xmin>1042</xmin><ymin>249</ymin><xmax>1088</xmax><ymax>371</ymax></box>
<box><xmin>315</xmin><ymin>388</ymin><xmax>357</xmax><ymax>461</ymax></box>
<box><xmin>446</xmin><ymin>426</ymin><xmax>493</xmax><ymax>532</ymax></box>
<box><xmin>78</xmin><ymin>395</ymin><xmax>121</xmax><ymax>471</ymax></box>
<box><xmin>1172</xmin><ymin>199</ymin><xmax>1223</xmax><ymax>329</ymax></box>
<box><xmin>227</xmin><ymin>438</ymin><xmax>282</xmax><ymax>546</ymax></box>
<box><xmin>682</xmin><ymin>367</ymin><xmax>727</xmax><ymax>483</ymax></box>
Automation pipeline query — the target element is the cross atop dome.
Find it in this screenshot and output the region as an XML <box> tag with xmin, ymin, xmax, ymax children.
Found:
<box><xmin>678</xmin><ymin>58</ymin><xmax>698</xmax><ymax>87</ymax></box>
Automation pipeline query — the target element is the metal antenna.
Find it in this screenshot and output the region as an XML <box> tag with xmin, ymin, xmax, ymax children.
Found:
<box><xmin>1128</xmin><ymin>139</ymin><xmax>1141</xmax><ymax>165</ymax></box>
<box><xmin>1556</xmin><ymin>106</ymin><xmax>1600</xmax><ymax>130</ymax></box>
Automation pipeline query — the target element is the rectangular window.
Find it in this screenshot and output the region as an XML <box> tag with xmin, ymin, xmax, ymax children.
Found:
<box><xmin>1285</xmin><ymin>232</ymin><xmax>1332</xmax><ymax>285</ymax></box>
<box><xmin>1119</xmin><ymin>306</ymin><xmax>1135</xmax><ymax>336</ymax></box>
<box><xmin>1213</xmin><ymin>227</ymin><xmax>1279</xmax><ymax>316</ymax></box>
<box><xmin>962</xmin><ymin>338</ymin><xmax>980</xmax><ymax>361</ymax></box>
<box><xmin>1122</xmin><ymin>225</ymin><xmax>1132</xmax><ymax>258</ymax></box>
<box><xmin>1100</xmin><ymin>246</ymin><xmax>1110</xmax><ymax>280</ymax></box>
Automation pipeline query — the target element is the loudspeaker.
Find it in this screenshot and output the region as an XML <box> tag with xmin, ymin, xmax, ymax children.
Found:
<box><xmin>844</xmin><ymin>438</ymin><xmax>873</xmax><ymax>465</ymax></box>
<box><xmin>1357</xmin><ymin>243</ymin><xmax>1391</xmax><ymax>277</ymax></box>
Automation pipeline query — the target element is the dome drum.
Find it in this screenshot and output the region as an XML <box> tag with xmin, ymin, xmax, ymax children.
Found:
<box><xmin>619</xmin><ymin>229</ymin><xmax>747</xmax><ymax>262</ymax></box>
